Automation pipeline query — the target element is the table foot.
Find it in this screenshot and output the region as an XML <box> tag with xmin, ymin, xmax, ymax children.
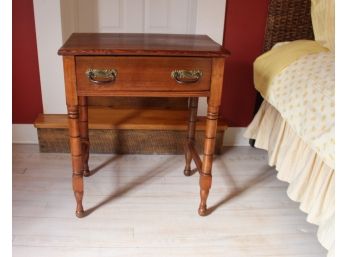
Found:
<box><xmin>184</xmin><ymin>150</ymin><xmax>193</xmax><ymax>176</ymax></box>
<box><xmin>83</xmin><ymin>169</ymin><xmax>91</xmax><ymax>177</ymax></box>
<box><xmin>198</xmin><ymin>204</ymin><xmax>208</xmax><ymax>216</ymax></box>
<box><xmin>74</xmin><ymin>189</ymin><xmax>84</xmax><ymax>218</ymax></box>
<box><xmin>184</xmin><ymin>168</ymin><xmax>191</xmax><ymax>176</ymax></box>
<box><xmin>198</xmin><ymin>175</ymin><xmax>211</xmax><ymax>216</ymax></box>
<box><xmin>75</xmin><ymin>210</ymin><xmax>85</xmax><ymax>218</ymax></box>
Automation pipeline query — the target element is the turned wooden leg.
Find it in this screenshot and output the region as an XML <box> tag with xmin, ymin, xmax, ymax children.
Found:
<box><xmin>198</xmin><ymin>106</ymin><xmax>219</xmax><ymax>216</ymax></box>
<box><xmin>79</xmin><ymin>96</ymin><xmax>90</xmax><ymax>177</ymax></box>
<box><xmin>68</xmin><ymin>105</ymin><xmax>85</xmax><ymax>218</ymax></box>
<box><xmin>184</xmin><ymin>97</ymin><xmax>198</xmax><ymax>176</ymax></box>
<box><xmin>197</xmin><ymin>58</ymin><xmax>225</xmax><ymax>216</ymax></box>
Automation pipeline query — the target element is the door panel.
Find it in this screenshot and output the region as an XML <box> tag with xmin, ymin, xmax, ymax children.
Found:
<box><xmin>69</xmin><ymin>0</ymin><xmax>196</xmax><ymax>34</ymax></box>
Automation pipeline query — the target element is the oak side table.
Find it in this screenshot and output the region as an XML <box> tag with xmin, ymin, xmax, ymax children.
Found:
<box><xmin>58</xmin><ymin>33</ymin><xmax>229</xmax><ymax>218</ymax></box>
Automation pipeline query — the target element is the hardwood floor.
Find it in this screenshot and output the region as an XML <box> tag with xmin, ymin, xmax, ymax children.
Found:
<box><xmin>12</xmin><ymin>144</ymin><xmax>326</xmax><ymax>257</ymax></box>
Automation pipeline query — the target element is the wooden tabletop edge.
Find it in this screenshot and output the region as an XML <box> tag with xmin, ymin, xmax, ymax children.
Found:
<box><xmin>57</xmin><ymin>48</ymin><xmax>230</xmax><ymax>57</ymax></box>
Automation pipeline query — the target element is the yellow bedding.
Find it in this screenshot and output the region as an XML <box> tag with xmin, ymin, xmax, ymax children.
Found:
<box><xmin>254</xmin><ymin>40</ymin><xmax>329</xmax><ymax>97</ymax></box>
<box><xmin>253</xmin><ymin>41</ymin><xmax>335</xmax><ymax>169</ymax></box>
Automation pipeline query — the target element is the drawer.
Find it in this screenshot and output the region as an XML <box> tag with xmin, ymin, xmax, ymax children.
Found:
<box><xmin>75</xmin><ymin>56</ymin><xmax>212</xmax><ymax>95</ymax></box>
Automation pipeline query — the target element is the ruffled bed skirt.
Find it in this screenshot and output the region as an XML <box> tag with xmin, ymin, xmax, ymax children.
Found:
<box><xmin>244</xmin><ymin>101</ymin><xmax>335</xmax><ymax>257</ymax></box>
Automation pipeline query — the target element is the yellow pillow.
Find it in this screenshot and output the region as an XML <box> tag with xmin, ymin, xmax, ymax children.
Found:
<box><xmin>311</xmin><ymin>0</ymin><xmax>335</xmax><ymax>51</ymax></box>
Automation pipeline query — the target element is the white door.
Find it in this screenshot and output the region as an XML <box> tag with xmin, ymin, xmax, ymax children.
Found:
<box><xmin>61</xmin><ymin>0</ymin><xmax>197</xmax><ymax>40</ymax></box>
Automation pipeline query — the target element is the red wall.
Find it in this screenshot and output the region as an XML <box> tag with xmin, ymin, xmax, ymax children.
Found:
<box><xmin>220</xmin><ymin>0</ymin><xmax>269</xmax><ymax>126</ymax></box>
<box><xmin>13</xmin><ymin>0</ymin><xmax>43</xmax><ymax>124</ymax></box>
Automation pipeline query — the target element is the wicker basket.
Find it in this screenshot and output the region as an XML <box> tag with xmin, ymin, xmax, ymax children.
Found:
<box><xmin>37</xmin><ymin>128</ymin><xmax>225</xmax><ymax>154</ymax></box>
<box><xmin>263</xmin><ymin>0</ymin><xmax>314</xmax><ymax>52</ymax></box>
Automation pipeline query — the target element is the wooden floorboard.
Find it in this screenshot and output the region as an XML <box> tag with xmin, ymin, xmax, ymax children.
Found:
<box><xmin>12</xmin><ymin>144</ymin><xmax>327</xmax><ymax>257</ymax></box>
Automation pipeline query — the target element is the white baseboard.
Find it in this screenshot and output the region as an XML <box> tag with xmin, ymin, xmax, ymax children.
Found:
<box><xmin>12</xmin><ymin>124</ymin><xmax>38</xmax><ymax>144</ymax></box>
<box><xmin>223</xmin><ymin>127</ymin><xmax>249</xmax><ymax>146</ymax></box>
<box><xmin>12</xmin><ymin>125</ymin><xmax>248</xmax><ymax>146</ymax></box>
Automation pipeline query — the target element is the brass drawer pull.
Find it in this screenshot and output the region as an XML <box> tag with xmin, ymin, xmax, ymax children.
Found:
<box><xmin>171</xmin><ymin>70</ymin><xmax>203</xmax><ymax>84</ymax></box>
<box><xmin>86</xmin><ymin>69</ymin><xmax>117</xmax><ymax>84</ymax></box>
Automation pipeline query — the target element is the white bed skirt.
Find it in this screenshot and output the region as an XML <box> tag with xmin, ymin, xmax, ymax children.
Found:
<box><xmin>244</xmin><ymin>101</ymin><xmax>335</xmax><ymax>257</ymax></box>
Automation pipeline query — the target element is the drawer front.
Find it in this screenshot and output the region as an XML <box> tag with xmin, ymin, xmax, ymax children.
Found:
<box><xmin>75</xmin><ymin>56</ymin><xmax>212</xmax><ymax>94</ymax></box>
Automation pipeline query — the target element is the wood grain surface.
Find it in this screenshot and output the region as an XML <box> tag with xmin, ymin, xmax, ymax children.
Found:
<box><xmin>58</xmin><ymin>33</ymin><xmax>230</xmax><ymax>57</ymax></box>
<box><xmin>34</xmin><ymin>107</ymin><xmax>228</xmax><ymax>131</ymax></box>
<box><xmin>76</xmin><ymin>56</ymin><xmax>211</xmax><ymax>95</ymax></box>
<box><xmin>12</xmin><ymin>145</ymin><xmax>326</xmax><ymax>257</ymax></box>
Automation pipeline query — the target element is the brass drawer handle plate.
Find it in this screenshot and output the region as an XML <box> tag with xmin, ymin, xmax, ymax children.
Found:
<box><xmin>171</xmin><ymin>70</ymin><xmax>203</xmax><ymax>84</ymax></box>
<box><xmin>86</xmin><ymin>69</ymin><xmax>117</xmax><ymax>84</ymax></box>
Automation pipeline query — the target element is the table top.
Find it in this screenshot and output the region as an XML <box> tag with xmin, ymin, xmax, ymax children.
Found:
<box><xmin>58</xmin><ymin>33</ymin><xmax>230</xmax><ymax>57</ymax></box>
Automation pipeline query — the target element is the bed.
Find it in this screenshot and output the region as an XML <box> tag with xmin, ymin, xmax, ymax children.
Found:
<box><xmin>244</xmin><ymin>0</ymin><xmax>335</xmax><ymax>256</ymax></box>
